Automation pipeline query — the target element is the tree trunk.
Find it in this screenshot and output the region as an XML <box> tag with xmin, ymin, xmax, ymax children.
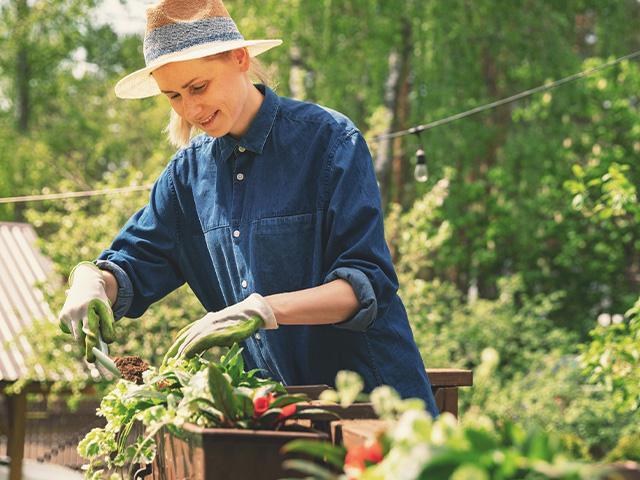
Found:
<box><xmin>455</xmin><ymin>44</ymin><xmax>511</xmax><ymax>298</ymax></box>
<box><xmin>375</xmin><ymin>50</ymin><xmax>400</xmax><ymax>208</ymax></box>
<box><xmin>13</xmin><ymin>0</ymin><xmax>30</xmax><ymax>221</ymax></box>
<box><xmin>390</xmin><ymin>17</ymin><xmax>413</xmax><ymax>208</ymax></box>
<box><xmin>15</xmin><ymin>0</ymin><xmax>30</xmax><ymax>132</ymax></box>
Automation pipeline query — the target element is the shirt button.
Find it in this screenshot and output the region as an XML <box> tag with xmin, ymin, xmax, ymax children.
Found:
<box><xmin>233</xmin><ymin>230</ymin><xmax>240</xmax><ymax>238</ymax></box>
<box><xmin>236</xmin><ymin>173</ymin><xmax>245</xmax><ymax>181</ymax></box>
<box><xmin>238</xmin><ymin>146</ymin><xmax>246</xmax><ymax>153</ymax></box>
<box><xmin>241</xmin><ymin>280</ymin><xmax>248</xmax><ymax>288</ymax></box>
<box><xmin>255</xmin><ymin>332</ymin><xmax>261</xmax><ymax>341</ymax></box>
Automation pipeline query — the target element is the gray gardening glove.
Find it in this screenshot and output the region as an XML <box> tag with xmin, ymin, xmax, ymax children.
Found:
<box><xmin>58</xmin><ymin>261</ymin><xmax>115</xmax><ymax>362</ymax></box>
<box><xmin>163</xmin><ymin>293</ymin><xmax>277</xmax><ymax>362</ymax></box>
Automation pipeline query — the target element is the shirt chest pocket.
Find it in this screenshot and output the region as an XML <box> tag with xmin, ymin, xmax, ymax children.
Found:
<box><xmin>250</xmin><ymin>212</ymin><xmax>319</xmax><ymax>295</ymax></box>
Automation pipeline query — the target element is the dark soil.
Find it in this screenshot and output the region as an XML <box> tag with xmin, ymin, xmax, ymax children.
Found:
<box><xmin>114</xmin><ymin>356</ymin><xmax>149</xmax><ymax>384</ymax></box>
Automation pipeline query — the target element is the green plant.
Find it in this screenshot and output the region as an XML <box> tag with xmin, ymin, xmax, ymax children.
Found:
<box><xmin>283</xmin><ymin>372</ymin><xmax>604</xmax><ymax>480</ymax></box>
<box><xmin>77</xmin><ymin>344</ymin><xmax>324</xmax><ymax>479</ymax></box>
<box><xmin>578</xmin><ymin>297</ymin><xmax>640</xmax><ymax>461</ymax></box>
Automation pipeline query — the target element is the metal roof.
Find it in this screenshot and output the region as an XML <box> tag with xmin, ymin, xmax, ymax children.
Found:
<box><xmin>0</xmin><ymin>222</ymin><xmax>55</xmax><ymax>382</ymax></box>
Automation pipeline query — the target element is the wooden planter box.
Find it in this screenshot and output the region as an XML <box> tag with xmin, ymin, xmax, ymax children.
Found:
<box><xmin>147</xmin><ymin>385</ymin><xmax>368</xmax><ymax>480</ymax></box>
<box><xmin>150</xmin><ymin>423</ymin><xmax>327</xmax><ymax>480</ymax></box>
<box><xmin>144</xmin><ymin>372</ymin><xmax>474</xmax><ymax>480</ymax></box>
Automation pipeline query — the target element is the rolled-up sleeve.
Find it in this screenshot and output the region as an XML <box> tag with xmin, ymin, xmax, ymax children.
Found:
<box><xmin>96</xmin><ymin>160</ymin><xmax>185</xmax><ymax>319</ymax></box>
<box><xmin>94</xmin><ymin>259</ymin><xmax>133</xmax><ymax>320</ymax></box>
<box><xmin>322</xmin><ymin>130</ymin><xmax>399</xmax><ymax>331</ymax></box>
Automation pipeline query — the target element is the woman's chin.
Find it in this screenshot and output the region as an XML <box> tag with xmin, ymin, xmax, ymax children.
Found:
<box><xmin>201</xmin><ymin>123</ymin><xmax>228</xmax><ymax>138</ymax></box>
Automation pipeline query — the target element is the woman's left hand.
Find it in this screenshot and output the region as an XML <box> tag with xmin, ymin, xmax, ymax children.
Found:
<box><xmin>163</xmin><ymin>293</ymin><xmax>278</xmax><ymax>362</ymax></box>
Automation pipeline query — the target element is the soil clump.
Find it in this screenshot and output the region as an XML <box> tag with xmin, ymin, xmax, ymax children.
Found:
<box><xmin>114</xmin><ymin>356</ymin><xmax>149</xmax><ymax>384</ymax></box>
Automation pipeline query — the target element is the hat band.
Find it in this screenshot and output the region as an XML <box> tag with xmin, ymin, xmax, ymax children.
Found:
<box><xmin>144</xmin><ymin>17</ymin><xmax>244</xmax><ymax>65</ymax></box>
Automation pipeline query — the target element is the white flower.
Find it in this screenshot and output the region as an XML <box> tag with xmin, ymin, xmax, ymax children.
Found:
<box><xmin>392</xmin><ymin>409</ymin><xmax>431</xmax><ymax>443</ymax></box>
<box><xmin>371</xmin><ymin>443</ymin><xmax>431</xmax><ymax>480</ymax></box>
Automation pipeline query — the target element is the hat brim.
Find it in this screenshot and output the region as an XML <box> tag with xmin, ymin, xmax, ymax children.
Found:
<box><xmin>114</xmin><ymin>39</ymin><xmax>282</xmax><ymax>99</ymax></box>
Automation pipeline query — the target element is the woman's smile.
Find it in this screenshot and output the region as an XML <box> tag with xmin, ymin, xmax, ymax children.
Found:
<box><xmin>199</xmin><ymin>110</ymin><xmax>219</xmax><ymax>129</ymax></box>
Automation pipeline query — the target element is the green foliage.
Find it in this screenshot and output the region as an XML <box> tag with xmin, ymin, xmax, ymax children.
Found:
<box><xmin>577</xmin><ymin>299</ymin><xmax>640</xmax><ymax>461</ymax></box>
<box><xmin>390</xmin><ymin>155</ymin><xmax>639</xmax><ymax>462</ymax></box>
<box><xmin>410</xmin><ymin>274</ymin><xmax>574</xmax><ymax>381</ymax></box>
<box><xmin>462</xmin><ymin>346</ymin><xmax>640</xmax><ymax>462</ymax></box>
<box><xmin>283</xmin><ymin>371</ymin><xmax>602</xmax><ymax>480</ymax></box>
<box><xmin>580</xmin><ymin>299</ymin><xmax>640</xmax><ymax>415</ymax></box>
<box><xmin>78</xmin><ymin>344</ymin><xmax>314</xmax><ymax>478</ymax></box>
<box><xmin>387</xmin><ymin>187</ymin><xmax>576</xmax><ymax>379</ymax></box>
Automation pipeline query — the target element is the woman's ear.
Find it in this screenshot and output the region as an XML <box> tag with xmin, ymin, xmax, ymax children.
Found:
<box><xmin>232</xmin><ymin>47</ymin><xmax>251</xmax><ymax>72</ymax></box>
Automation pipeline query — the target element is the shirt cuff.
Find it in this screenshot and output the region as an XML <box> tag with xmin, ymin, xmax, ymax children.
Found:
<box><xmin>325</xmin><ymin>267</ymin><xmax>377</xmax><ymax>332</ymax></box>
<box><xmin>94</xmin><ymin>259</ymin><xmax>134</xmax><ymax>321</ymax></box>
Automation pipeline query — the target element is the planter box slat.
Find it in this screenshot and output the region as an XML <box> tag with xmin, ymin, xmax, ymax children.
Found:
<box><xmin>152</xmin><ymin>424</ymin><xmax>328</xmax><ymax>480</ymax></box>
<box><xmin>332</xmin><ymin>419</ymin><xmax>389</xmax><ymax>449</ymax></box>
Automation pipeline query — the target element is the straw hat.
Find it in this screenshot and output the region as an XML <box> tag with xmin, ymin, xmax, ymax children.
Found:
<box><xmin>114</xmin><ymin>0</ymin><xmax>282</xmax><ymax>99</ymax></box>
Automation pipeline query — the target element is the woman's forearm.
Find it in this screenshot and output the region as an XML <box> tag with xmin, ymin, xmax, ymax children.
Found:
<box><xmin>265</xmin><ymin>279</ymin><xmax>360</xmax><ymax>326</ymax></box>
<box><xmin>101</xmin><ymin>270</ymin><xmax>119</xmax><ymax>307</ymax></box>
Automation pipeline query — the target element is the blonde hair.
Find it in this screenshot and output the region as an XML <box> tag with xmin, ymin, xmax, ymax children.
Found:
<box><xmin>165</xmin><ymin>50</ymin><xmax>274</xmax><ymax>148</ymax></box>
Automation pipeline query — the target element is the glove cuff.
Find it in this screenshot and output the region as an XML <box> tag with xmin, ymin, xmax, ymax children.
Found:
<box><xmin>245</xmin><ymin>293</ymin><xmax>278</xmax><ymax>329</ymax></box>
<box><xmin>69</xmin><ymin>261</ymin><xmax>103</xmax><ymax>286</ymax></box>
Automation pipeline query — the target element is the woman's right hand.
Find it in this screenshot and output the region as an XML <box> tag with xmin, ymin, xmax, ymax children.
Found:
<box><xmin>58</xmin><ymin>262</ymin><xmax>116</xmax><ymax>362</ymax></box>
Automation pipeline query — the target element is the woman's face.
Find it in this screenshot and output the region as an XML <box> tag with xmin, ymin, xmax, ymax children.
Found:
<box><xmin>152</xmin><ymin>49</ymin><xmax>252</xmax><ymax>138</ymax></box>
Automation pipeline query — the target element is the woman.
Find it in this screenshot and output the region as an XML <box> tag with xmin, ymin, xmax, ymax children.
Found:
<box><xmin>58</xmin><ymin>0</ymin><xmax>439</xmax><ymax>417</ymax></box>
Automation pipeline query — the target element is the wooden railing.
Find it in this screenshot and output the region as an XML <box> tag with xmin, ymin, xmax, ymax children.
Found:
<box><xmin>332</xmin><ymin>368</ymin><xmax>473</xmax><ymax>449</ymax></box>
<box><xmin>427</xmin><ymin>368</ymin><xmax>473</xmax><ymax>417</ymax></box>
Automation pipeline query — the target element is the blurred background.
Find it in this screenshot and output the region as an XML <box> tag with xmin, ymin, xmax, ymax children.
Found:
<box><xmin>0</xmin><ymin>0</ymin><xmax>639</xmax><ymax>473</ymax></box>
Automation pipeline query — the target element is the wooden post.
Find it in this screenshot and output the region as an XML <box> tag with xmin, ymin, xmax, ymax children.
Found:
<box><xmin>7</xmin><ymin>392</ymin><xmax>27</xmax><ymax>480</ymax></box>
<box><xmin>426</xmin><ymin>368</ymin><xmax>473</xmax><ymax>418</ymax></box>
<box><xmin>434</xmin><ymin>387</ymin><xmax>460</xmax><ymax>418</ymax></box>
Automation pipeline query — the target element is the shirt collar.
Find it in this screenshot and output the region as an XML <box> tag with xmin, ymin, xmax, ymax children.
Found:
<box><xmin>216</xmin><ymin>84</ymin><xmax>279</xmax><ymax>161</ymax></box>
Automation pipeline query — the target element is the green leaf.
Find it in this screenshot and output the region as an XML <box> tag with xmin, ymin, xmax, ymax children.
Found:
<box><xmin>221</xmin><ymin>343</ymin><xmax>245</xmax><ymax>382</ymax></box>
<box><xmin>523</xmin><ymin>428</ymin><xmax>552</xmax><ymax>461</ymax></box>
<box><xmin>450</xmin><ymin>464</ymin><xmax>490</xmax><ymax>480</ymax></box>
<box><xmin>124</xmin><ymin>390</ymin><xmax>168</xmax><ymax>402</ymax></box>
<box><xmin>571</xmin><ymin>164</ymin><xmax>585</xmax><ymax>178</ymax></box>
<box><xmin>208</xmin><ymin>363</ymin><xmax>236</xmax><ymax>421</ymax></box>
<box><xmin>291</xmin><ymin>408</ymin><xmax>341</xmax><ymax>420</ymax></box>
<box><xmin>464</xmin><ymin>428</ymin><xmax>499</xmax><ymax>452</ymax></box>
<box><xmin>234</xmin><ymin>392</ymin><xmax>255</xmax><ymax>419</ymax></box>
<box><xmin>270</xmin><ymin>394</ymin><xmax>308</xmax><ymax>409</ymax></box>
<box><xmin>282</xmin><ymin>439</ymin><xmax>346</xmax><ymax>469</ymax></box>
<box><xmin>281</xmin><ymin>459</ymin><xmax>338</xmax><ymax>479</ymax></box>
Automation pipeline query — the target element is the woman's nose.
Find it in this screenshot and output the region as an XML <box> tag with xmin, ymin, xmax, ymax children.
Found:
<box><xmin>183</xmin><ymin>95</ymin><xmax>203</xmax><ymax>121</ymax></box>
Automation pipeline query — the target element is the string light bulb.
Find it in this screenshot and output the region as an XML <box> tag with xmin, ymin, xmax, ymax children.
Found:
<box><xmin>414</xmin><ymin>147</ymin><xmax>428</xmax><ymax>182</ymax></box>
<box><xmin>411</xmin><ymin>127</ymin><xmax>428</xmax><ymax>183</ymax></box>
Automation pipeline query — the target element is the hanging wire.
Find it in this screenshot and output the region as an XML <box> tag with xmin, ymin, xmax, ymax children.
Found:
<box><xmin>0</xmin><ymin>184</ymin><xmax>153</xmax><ymax>204</ymax></box>
<box><xmin>1</xmin><ymin>49</ymin><xmax>639</xmax><ymax>204</ymax></box>
<box><xmin>372</xmin><ymin>49</ymin><xmax>640</xmax><ymax>142</ymax></box>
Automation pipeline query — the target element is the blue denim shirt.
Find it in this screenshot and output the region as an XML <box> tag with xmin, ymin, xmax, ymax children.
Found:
<box><xmin>97</xmin><ymin>84</ymin><xmax>438</xmax><ymax>417</ymax></box>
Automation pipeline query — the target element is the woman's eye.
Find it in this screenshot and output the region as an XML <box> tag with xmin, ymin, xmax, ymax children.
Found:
<box><xmin>192</xmin><ymin>83</ymin><xmax>207</xmax><ymax>92</ymax></box>
<box><xmin>169</xmin><ymin>93</ymin><xmax>180</xmax><ymax>100</ymax></box>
